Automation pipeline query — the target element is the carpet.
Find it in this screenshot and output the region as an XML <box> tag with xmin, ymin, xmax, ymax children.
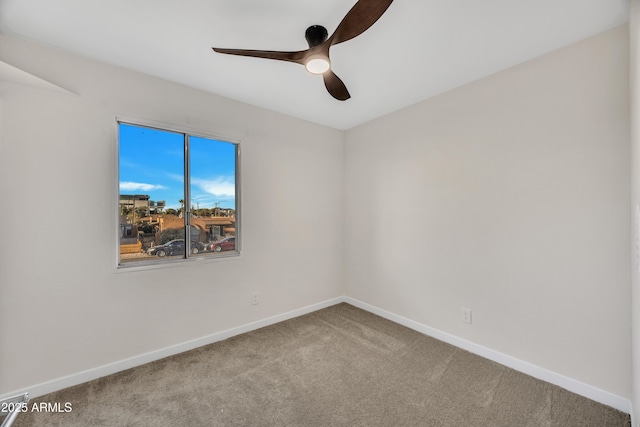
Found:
<box><xmin>12</xmin><ymin>303</ymin><xmax>631</xmax><ymax>426</ymax></box>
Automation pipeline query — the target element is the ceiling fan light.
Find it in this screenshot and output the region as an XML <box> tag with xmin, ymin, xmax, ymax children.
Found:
<box><xmin>305</xmin><ymin>57</ymin><xmax>330</xmax><ymax>74</ymax></box>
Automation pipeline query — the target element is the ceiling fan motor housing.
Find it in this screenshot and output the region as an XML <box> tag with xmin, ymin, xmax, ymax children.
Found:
<box><xmin>305</xmin><ymin>25</ymin><xmax>329</xmax><ymax>47</ymax></box>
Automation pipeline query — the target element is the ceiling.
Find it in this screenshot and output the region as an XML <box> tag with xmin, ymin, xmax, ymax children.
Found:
<box><xmin>0</xmin><ymin>0</ymin><xmax>629</xmax><ymax>130</ymax></box>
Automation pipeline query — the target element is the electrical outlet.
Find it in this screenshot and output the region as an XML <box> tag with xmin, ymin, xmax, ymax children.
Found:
<box><xmin>461</xmin><ymin>307</ymin><xmax>472</xmax><ymax>324</ymax></box>
<box><xmin>251</xmin><ymin>292</ymin><xmax>259</xmax><ymax>305</ymax></box>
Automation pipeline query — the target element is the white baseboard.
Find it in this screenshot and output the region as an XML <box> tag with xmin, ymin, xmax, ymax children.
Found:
<box><xmin>0</xmin><ymin>297</ymin><xmax>344</xmax><ymax>401</ymax></box>
<box><xmin>2</xmin><ymin>295</ymin><xmax>632</xmax><ymax>416</ymax></box>
<box><xmin>343</xmin><ymin>296</ymin><xmax>631</xmax><ymax>414</ymax></box>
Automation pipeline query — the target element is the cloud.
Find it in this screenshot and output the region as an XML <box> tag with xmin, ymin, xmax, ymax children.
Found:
<box><xmin>191</xmin><ymin>177</ymin><xmax>235</xmax><ymax>198</ymax></box>
<box><xmin>167</xmin><ymin>173</ymin><xmax>184</xmax><ymax>182</ymax></box>
<box><xmin>120</xmin><ymin>181</ymin><xmax>167</xmax><ymax>192</ymax></box>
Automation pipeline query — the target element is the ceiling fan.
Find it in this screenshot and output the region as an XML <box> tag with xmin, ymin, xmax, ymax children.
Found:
<box><xmin>212</xmin><ymin>0</ymin><xmax>393</xmax><ymax>101</ymax></box>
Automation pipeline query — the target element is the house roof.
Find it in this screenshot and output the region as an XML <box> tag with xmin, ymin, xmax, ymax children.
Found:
<box><xmin>201</xmin><ymin>217</ymin><xmax>235</xmax><ymax>227</ymax></box>
<box><xmin>152</xmin><ymin>214</ymin><xmax>235</xmax><ymax>231</ymax></box>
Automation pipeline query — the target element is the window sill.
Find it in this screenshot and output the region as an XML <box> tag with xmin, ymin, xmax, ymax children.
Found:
<box><xmin>114</xmin><ymin>251</ymin><xmax>241</xmax><ymax>273</ymax></box>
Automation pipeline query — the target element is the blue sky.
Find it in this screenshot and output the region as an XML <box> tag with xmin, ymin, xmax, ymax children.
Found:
<box><xmin>119</xmin><ymin>123</ymin><xmax>236</xmax><ymax>211</ymax></box>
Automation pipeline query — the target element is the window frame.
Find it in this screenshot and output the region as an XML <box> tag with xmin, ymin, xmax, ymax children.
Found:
<box><xmin>115</xmin><ymin>117</ymin><xmax>242</xmax><ymax>271</ymax></box>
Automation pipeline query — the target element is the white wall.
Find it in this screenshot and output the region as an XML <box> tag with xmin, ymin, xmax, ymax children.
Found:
<box><xmin>344</xmin><ymin>25</ymin><xmax>631</xmax><ymax>400</ymax></box>
<box><xmin>0</xmin><ymin>34</ymin><xmax>344</xmax><ymax>395</ymax></box>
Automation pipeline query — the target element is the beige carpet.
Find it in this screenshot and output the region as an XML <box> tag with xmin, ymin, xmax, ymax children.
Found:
<box><xmin>12</xmin><ymin>303</ymin><xmax>630</xmax><ymax>426</ymax></box>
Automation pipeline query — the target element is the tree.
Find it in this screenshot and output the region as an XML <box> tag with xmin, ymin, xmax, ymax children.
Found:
<box><xmin>138</xmin><ymin>223</ymin><xmax>155</xmax><ymax>234</ymax></box>
<box><xmin>135</xmin><ymin>207</ymin><xmax>148</xmax><ymax>218</ymax></box>
<box><xmin>156</xmin><ymin>228</ymin><xmax>183</xmax><ymax>244</ymax></box>
<box><xmin>178</xmin><ymin>199</ymin><xmax>185</xmax><ymax>218</ymax></box>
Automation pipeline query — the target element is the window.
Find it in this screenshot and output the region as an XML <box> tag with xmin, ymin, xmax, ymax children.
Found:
<box><xmin>117</xmin><ymin>121</ymin><xmax>239</xmax><ymax>267</ymax></box>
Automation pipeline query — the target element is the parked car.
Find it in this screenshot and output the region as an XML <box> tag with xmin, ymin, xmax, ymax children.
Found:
<box><xmin>208</xmin><ymin>237</ymin><xmax>236</xmax><ymax>252</ymax></box>
<box><xmin>147</xmin><ymin>239</ymin><xmax>205</xmax><ymax>257</ymax></box>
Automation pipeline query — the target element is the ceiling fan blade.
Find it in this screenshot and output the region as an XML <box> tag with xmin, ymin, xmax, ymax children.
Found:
<box><xmin>330</xmin><ymin>0</ymin><xmax>393</xmax><ymax>46</ymax></box>
<box><xmin>323</xmin><ymin>70</ymin><xmax>351</xmax><ymax>101</ymax></box>
<box><xmin>212</xmin><ymin>47</ymin><xmax>307</xmax><ymax>64</ymax></box>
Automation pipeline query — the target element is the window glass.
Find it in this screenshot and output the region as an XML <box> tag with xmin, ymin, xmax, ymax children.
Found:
<box><xmin>189</xmin><ymin>136</ymin><xmax>237</xmax><ymax>257</ymax></box>
<box><xmin>118</xmin><ymin>122</ymin><xmax>239</xmax><ymax>267</ymax></box>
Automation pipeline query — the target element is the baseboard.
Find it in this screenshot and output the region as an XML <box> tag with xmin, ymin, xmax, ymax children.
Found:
<box><xmin>343</xmin><ymin>296</ymin><xmax>631</xmax><ymax>414</ymax></box>
<box><xmin>0</xmin><ymin>296</ymin><xmax>344</xmax><ymax>401</ymax></box>
<box><xmin>3</xmin><ymin>294</ymin><xmax>632</xmax><ymax>416</ymax></box>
